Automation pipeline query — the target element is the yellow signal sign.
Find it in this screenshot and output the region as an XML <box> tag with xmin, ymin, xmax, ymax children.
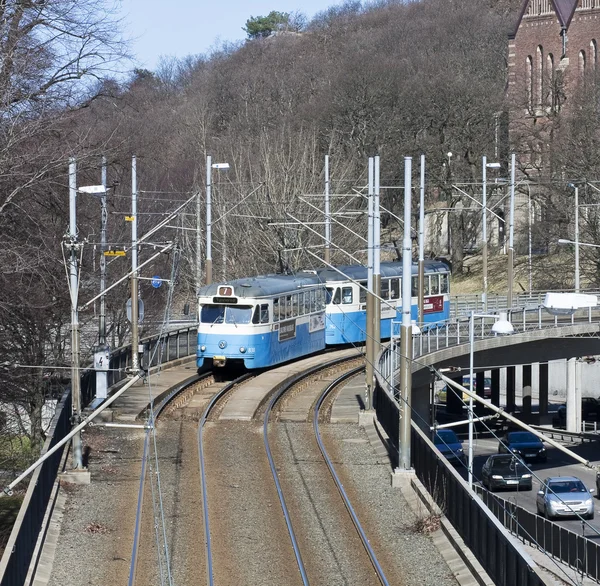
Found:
<box><xmin>125</xmin><ymin>216</ymin><xmax>135</xmax><ymax>222</ymax></box>
<box><xmin>104</xmin><ymin>250</ymin><xmax>126</xmax><ymax>257</ymax></box>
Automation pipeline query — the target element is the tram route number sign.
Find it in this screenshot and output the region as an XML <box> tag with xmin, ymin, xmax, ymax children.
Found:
<box><xmin>278</xmin><ymin>319</ymin><xmax>296</xmax><ymax>341</ymax></box>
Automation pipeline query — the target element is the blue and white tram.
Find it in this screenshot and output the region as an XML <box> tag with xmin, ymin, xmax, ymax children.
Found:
<box><xmin>318</xmin><ymin>260</ymin><xmax>451</xmax><ymax>345</ymax></box>
<box><xmin>196</xmin><ymin>273</ymin><xmax>327</xmax><ymax>370</ymax></box>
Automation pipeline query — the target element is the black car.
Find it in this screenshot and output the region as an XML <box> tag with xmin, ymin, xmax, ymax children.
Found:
<box><xmin>498</xmin><ymin>431</ymin><xmax>547</xmax><ymax>462</ymax></box>
<box><xmin>481</xmin><ymin>454</ymin><xmax>533</xmax><ymax>491</ymax></box>
<box><xmin>553</xmin><ymin>397</ymin><xmax>600</xmax><ymax>427</ymax></box>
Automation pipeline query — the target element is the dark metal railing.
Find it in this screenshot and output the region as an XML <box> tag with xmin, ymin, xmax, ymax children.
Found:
<box><xmin>0</xmin><ymin>390</ymin><xmax>72</xmax><ymax>586</ymax></box>
<box><xmin>373</xmin><ymin>383</ymin><xmax>547</xmax><ymax>586</ymax></box>
<box><xmin>480</xmin><ymin>490</ymin><xmax>600</xmax><ymax>582</ymax></box>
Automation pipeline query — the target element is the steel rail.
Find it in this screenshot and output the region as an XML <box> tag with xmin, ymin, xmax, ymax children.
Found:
<box><xmin>313</xmin><ymin>367</ymin><xmax>391</xmax><ymax>586</ymax></box>
<box><xmin>262</xmin><ymin>354</ymin><xmax>365</xmax><ymax>585</ymax></box>
<box><xmin>263</xmin><ymin>380</ymin><xmax>311</xmax><ymax>586</ymax></box>
<box><xmin>197</xmin><ymin>372</ymin><xmax>254</xmax><ymax>586</ymax></box>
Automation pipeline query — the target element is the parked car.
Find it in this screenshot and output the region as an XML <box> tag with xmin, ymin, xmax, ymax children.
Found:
<box><xmin>536</xmin><ymin>476</ymin><xmax>595</xmax><ymax>520</ymax></box>
<box><xmin>435</xmin><ymin>376</ymin><xmax>492</xmax><ymax>403</ymax></box>
<box><xmin>553</xmin><ymin>397</ymin><xmax>600</xmax><ymax>427</ymax></box>
<box><xmin>481</xmin><ymin>454</ymin><xmax>532</xmax><ymax>492</ymax></box>
<box><xmin>498</xmin><ymin>431</ymin><xmax>547</xmax><ymax>462</ymax></box>
<box><xmin>433</xmin><ymin>429</ymin><xmax>466</xmax><ymax>465</ymax></box>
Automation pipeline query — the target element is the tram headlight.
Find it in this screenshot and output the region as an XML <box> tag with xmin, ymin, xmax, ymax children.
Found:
<box><xmin>239</xmin><ymin>346</ymin><xmax>247</xmax><ymax>353</ymax></box>
<box><xmin>200</xmin><ymin>345</ymin><xmax>206</xmax><ymax>353</ymax></box>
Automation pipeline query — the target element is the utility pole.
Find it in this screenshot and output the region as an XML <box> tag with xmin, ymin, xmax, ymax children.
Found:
<box><xmin>67</xmin><ymin>158</ymin><xmax>83</xmax><ymax>469</ymax></box>
<box><xmin>365</xmin><ymin>157</ymin><xmax>375</xmax><ymax>409</ymax></box>
<box><xmin>130</xmin><ymin>155</ymin><xmax>140</xmax><ymax>373</ymax></box>
<box><xmin>399</xmin><ymin>156</ymin><xmax>413</xmax><ymax>471</ymax></box>
<box><xmin>206</xmin><ymin>155</ymin><xmax>213</xmax><ymax>285</ymax></box>
<box><xmin>324</xmin><ymin>154</ymin><xmax>331</xmax><ymax>265</ymax></box>
<box><xmin>418</xmin><ymin>154</ymin><xmax>425</xmax><ymax>323</ymax></box>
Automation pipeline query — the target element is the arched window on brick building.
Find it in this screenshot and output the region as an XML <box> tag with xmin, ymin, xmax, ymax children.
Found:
<box><xmin>526</xmin><ymin>55</ymin><xmax>533</xmax><ymax>110</ymax></box>
<box><xmin>546</xmin><ymin>53</ymin><xmax>554</xmax><ymax>108</ymax></box>
<box><xmin>536</xmin><ymin>45</ymin><xmax>543</xmax><ymax>107</ymax></box>
<box><xmin>579</xmin><ymin>50</ymin><xmax>587</xmax><ymax>81</ymax></box>
<box><xmin>591</xmin><ymin>40</ymin><xmax>598</xmax><ymax>71</ymax></box>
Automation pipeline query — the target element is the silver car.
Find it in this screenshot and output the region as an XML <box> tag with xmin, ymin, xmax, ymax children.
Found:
<box><xmin>536</xmin><ymin>476</ymin><xmax>595</xmax><ymax>520</ymax></box>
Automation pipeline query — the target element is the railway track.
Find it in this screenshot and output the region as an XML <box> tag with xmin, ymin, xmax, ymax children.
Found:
<box><xmin>128</xmin><ymin>351</ymin><xmax>415</xmax><ymax>585</ymax></box>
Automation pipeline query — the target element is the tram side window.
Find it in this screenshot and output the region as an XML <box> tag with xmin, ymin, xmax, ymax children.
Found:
<box><xmin>342</xmin><ymin>287</ymin><xmax>352</xmax><ymax>304</ymax></box>
<box><xmin>381</xmin><ymin>280</ymin><xmax>389</xmax><ymax>300</ymax></box>
<box><xmin>260</xmin><ymin>304</ymin><xmax>269</xmax><ymax>323</ymax></box>
<box><xmin>273</xmin><ymin>298</ymin><xmax>280</xmax><ymax>322</ymax></box>
<box><xmin>332</xmin><ymin>287</ymin><xmax>341</xmax><ymax>305</ymax></box>
<box><xmin>310</xmin><ymin>289</ymin><xmax>317</xmax><ymax>312</ymax></box>
<box><xmin>412</xmin><ymin>277</ymin><xmax>418</xmax><ymax>297</ymax></box>
<box><xmin>390</xmin><ymin>279</ymin><xmax>400</xmax><ymax>299</ymax></box>
<box><xmin>304</xmin><ymin>292</ymin><xmax>311</xmax><ymax>314</ymax></box>
<box><xmin>430</xmin><ymin>274</ymin><xmax>440</xmax><ymax>295</ymax></box>
<box><xmin>359</xmin><ymin>281</ymin><xmax>367</xmax><ymax>303</ymax></box>
<box><xmin>318</xmin><ymin>289</ymin><xmax>326</xmax><ymax>310</ymax></box>
<box><xmin>424</xmin><ymin>275</ymin><xmax>430</xmax><ymax>295</ymax></box>
<box><xmin>440</xmin><ymin>273</ymin><xmax>449</xmax><ymax>294</ymax></box>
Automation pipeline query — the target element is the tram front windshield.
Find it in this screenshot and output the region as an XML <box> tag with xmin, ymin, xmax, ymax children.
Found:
<box><xmin>201</xmin><ymin>304</ymin><xmax>253</xmax><ymax>325</ymax></box>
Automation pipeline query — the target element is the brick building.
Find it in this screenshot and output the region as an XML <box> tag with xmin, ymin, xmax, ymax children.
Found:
<box><xmin>508</xmin><ymin>0</ymin><xmax>600</xmax><ymax>159</ymax></box>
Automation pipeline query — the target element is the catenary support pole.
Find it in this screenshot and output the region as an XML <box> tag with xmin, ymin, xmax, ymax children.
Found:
<box><xmin>95</xmin><ymin>157</ymin><xmax>109</xmax><ymax>400</ymax></box>
<box><xmin>206</xmin><ymin>155</ymin><xmax>213</xmax><ymax>285</ymax></box>
<box><xmin>507</xmin><ymin>153</ymin><xmax>516</xmax><ymax>309</ymax></box>
<box><xmin>373</xmin><ymin>156</ymin><xmax>381</xmax><ymax>378</ymax></box>
<box><xmin>366</xmin><ymin>158</ymin><xmax>375</xmax><ymax>409</ymax></box>
<box><xmin>482</xmin><ymin>156</ymin><xmax>488</xmax><ymax>313</ymax></box>
<box><xmin>68</xmin><ymin>158</ymin><xmax>82</xmax><ymax>470</ymax></box>
<box><xmin>324</xmin><ymin>154</ymin><xmax>331</xmax><ymax>264</ymax></box>
<box><xmin>131</xmin><ymin>156</ymin><xmax>140</xmax><ymax>373</ymax></box>
<box><xmin>418</xmin><ymin>154</ymin><xmax>425</xmax><ymax>323</ymax></box>
<box><xmin>399</xmin><ymin>156</ymin><xmax>413</xmax><ymax>470</ymax></box>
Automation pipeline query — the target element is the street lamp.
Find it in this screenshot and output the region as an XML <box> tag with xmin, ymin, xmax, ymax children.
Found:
<box><xmin>205</xmin><ymin>157</ymin><xmax>230</xmax><ymax>285</ymax></box>
<box><xmin>468</xmin><ymin>310</ymin><xmax>514</xmax><ymax>488</ymax></box>
<box><xmin>507</xmin><ymin>153</ymin><xmax>516</xmax><ymax>308</ymax></box>
<box><xmin>482</xmin><ymin>157</ymin><xmax>501</xmax><ymax>313</ymax></box>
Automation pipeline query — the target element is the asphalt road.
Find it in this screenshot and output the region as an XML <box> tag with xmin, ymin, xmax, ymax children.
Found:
<box><xmin>452</xmin><ymin>436</ymin><xmax>600</xmax><ymax>537</ymax></box>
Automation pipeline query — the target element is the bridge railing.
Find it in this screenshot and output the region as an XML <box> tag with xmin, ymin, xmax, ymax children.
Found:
<box><xmin>450</xmin><ymin>288</ymin><xmax>600</xmax><ymax>318</ymax></box>
<box><xmin>380</xmin><ymin>304</ymin><xmax>600</xmax><ymax>382</ymax></box>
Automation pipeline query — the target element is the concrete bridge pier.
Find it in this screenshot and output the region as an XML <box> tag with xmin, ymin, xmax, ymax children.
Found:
<box><xmin>566</xmin><ymin>357</ymin><xmax>582</xmax><ymax>432</ymax></box>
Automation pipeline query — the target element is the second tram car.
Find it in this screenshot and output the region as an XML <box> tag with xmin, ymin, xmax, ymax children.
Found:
<box><xmin>318</xmin><ymin>260</ymin><xmax>450</xmax><ymax>345</ymax></box>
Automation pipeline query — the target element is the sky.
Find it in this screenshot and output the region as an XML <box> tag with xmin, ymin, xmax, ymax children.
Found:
<box><xmin>119</xmin><ymin>0</ymin><xmax>344</xmax><ymax>72</ymax></box>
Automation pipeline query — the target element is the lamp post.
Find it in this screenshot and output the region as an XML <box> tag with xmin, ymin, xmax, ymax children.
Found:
<box><xmin>482</xmin><ymin>157</ymin><xmax>501</xmax><ymax>313</ymax></box>
<box><xmin>205</xmin><ymin>157</ymin><xmax>230</xmax><ymax>285</ymax></box>
<box><xmin>468</xmin><ymin>311</ymin><xmax>514</xmax><ymax>488</ymax></box>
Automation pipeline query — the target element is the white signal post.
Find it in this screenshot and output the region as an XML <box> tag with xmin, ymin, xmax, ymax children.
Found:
<box><xmin>205</xmin><ymin>157</ymin><xmax>230</xmax><ymax>285</ymax></box>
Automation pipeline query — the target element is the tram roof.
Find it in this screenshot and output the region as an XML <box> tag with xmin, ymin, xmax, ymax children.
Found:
<box><xmin>316</xmin><ymin>260</ymin><xmax>450</xmax><ymax>283</ymax></box>
<box><xmin>197</xmin><ymin>272</ymin><xmax>322</xmax><ymax>299</ymax></box>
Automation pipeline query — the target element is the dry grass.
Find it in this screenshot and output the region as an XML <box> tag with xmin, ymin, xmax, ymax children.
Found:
<box><xmin>451</xmin><ymin>250</ymin><xmax>576</xmax><ymax>294</ymax></box>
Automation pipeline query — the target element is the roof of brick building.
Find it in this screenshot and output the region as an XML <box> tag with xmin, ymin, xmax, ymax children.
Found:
<box><xmin>512</xmin><ymin>0</ymin><xmax>579</xmax><ymax>37</ymax></box>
